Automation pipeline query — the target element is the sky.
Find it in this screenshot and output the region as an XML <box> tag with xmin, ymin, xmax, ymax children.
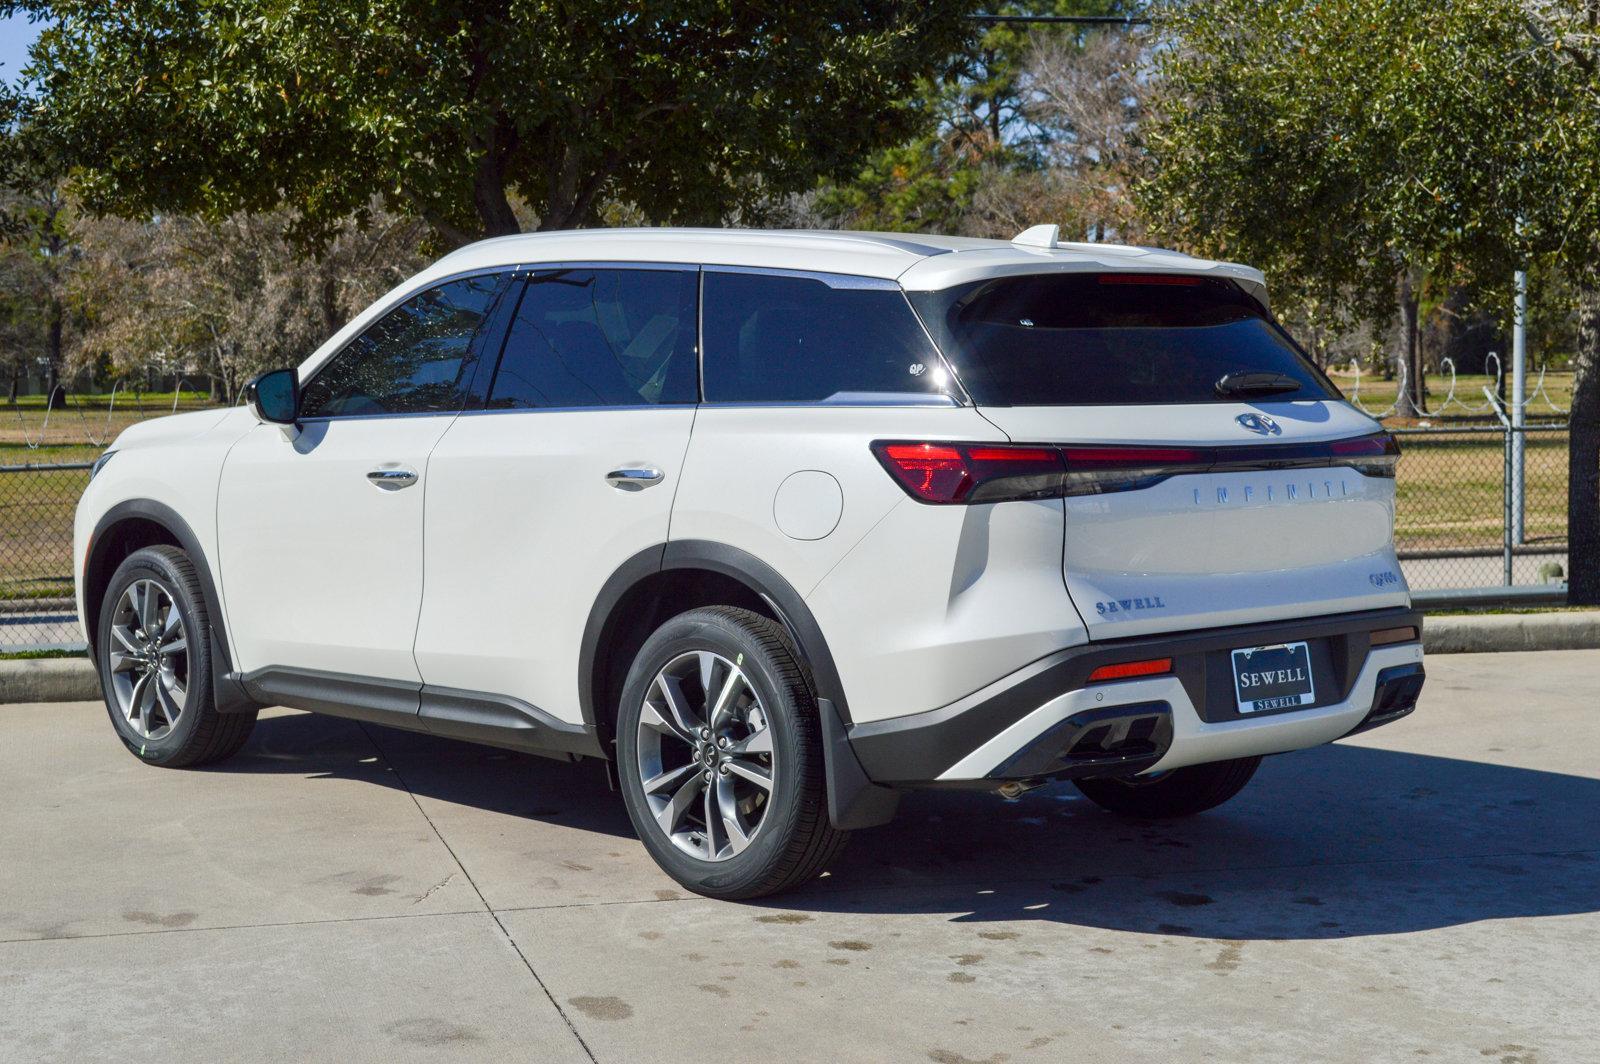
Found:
<box><xmin>1</xmin><ymin>12</ymin><xmax>47</xmax><ymax>84</ymax></box>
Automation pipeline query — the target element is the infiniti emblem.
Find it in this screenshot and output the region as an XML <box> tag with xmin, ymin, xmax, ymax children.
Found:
<box><xmin>1236</xmin><ymin>413</ymin><xmax>1281</xmax><ymax>436</ymax></box>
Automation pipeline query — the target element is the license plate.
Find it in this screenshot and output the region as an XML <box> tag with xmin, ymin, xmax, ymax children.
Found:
<box><xmin>1230</xmin><ymin>641</ymin><xmax>1315</xmax><ymax>714</ymax></box>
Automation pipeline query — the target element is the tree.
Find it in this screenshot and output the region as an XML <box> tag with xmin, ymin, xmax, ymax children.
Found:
<box><xmin>11</xmin><ymin>1</ymin><xmax>973</xmax><ymax>247</ymax></box>
<box><xmin>806</xmin><ymin>1</ymin><xmax>1141</xmax><ymax>235</ymax></box>
<box><xmin>70</xmin><ymin>206</ymin><xmax>429</xmax><ymax>401</ymax></box>
<box><xmin>1139</xmin><ymin>0</ymin><xmax>1600</xmax><ymax>600</ymax></box>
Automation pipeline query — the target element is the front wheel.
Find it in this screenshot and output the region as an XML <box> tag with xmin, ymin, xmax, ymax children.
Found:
<box><xmin>1073</xmin><ymin>756</ymin><xmax>1262</xmax><ymax>819</ymax></box>
<box><xmin>95</xmin><ymin>545</ymin><xmax>256</xmax><ymax>767</ymax></box>
<box><xmin>615</xmin><ymin>607</ymin><xmax>848</xmax><ymax>900</ymax></box>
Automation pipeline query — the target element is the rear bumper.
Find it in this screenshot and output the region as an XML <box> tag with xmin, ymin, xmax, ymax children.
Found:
<box><xmin>848</xmin><ymin>606</ymin><xmax>1424</xmax><ymax>786</ymax></box>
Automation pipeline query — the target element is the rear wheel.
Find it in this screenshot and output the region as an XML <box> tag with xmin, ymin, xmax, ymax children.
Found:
<box><xmin>95</xmin><ymin>546</ymin><xmax>256</xmax><ymax>767</ymax></box>
<box><xmin>615</xmin><ymin>606</ymin><xmax>848</xmax><ymax>900</ymax></box>
<box><xmin>1073</xmin><ymin>756</ymin><xmax>1262</xmax><ymax>819</ymax></box>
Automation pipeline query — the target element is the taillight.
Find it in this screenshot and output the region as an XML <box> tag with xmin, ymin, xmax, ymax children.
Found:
<box><xmin>1330</xmin><ymin>433</ymin><xmax>1400</xmax><ymax>478</ymax></box>
<box><xmin>872</xmin><ymin>442</ymin><xmax>1062</xmax><ymax>504</ymax></box>
<box><xmin>873</xmin><ymin>432</ymin><xmax>1399</xmax><ymax>503</ymax></box>
<box><xmin>1060</xmin><ymin>446</ymin><xmax>1208</xmax><ymax>497</ymax></box>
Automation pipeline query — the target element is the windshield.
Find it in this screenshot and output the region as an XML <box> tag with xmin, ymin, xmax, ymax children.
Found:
<box><xmin>909</xmin><ymin>273</ymin><xmax>1339</xmax><ymax>406</ymax></box>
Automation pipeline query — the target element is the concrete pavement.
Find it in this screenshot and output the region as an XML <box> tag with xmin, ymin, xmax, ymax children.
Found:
<box><xmin>3</xmin><ymin>650</ymin><xmax>1599</xmax><ymax>1063</ymax></box>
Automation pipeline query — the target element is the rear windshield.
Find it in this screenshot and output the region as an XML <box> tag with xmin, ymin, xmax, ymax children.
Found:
<box><xmin>910</xmin><ymin>273</ymin><xmax>1339</xmax><ymax>406</ymax></box>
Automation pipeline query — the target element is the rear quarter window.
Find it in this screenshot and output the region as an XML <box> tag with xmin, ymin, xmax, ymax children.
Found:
<box><xmin>701</xmin><ymin>270</ymin><xmax>952</xmax><ymax>403</ymax></box>
<box><xmin>910</xmin><ymin>273</ymin><xmax>1338</xmax><ymax>406</ymax></box>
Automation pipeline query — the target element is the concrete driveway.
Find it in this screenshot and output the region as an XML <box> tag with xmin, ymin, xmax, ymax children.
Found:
<box><xmin>3</xmin><ymin>650</ymin><xmax>1598</xmax><ymax>1064</ymax></box>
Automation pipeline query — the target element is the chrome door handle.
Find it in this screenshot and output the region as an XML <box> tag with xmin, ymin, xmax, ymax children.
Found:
<box><xmin>605</xmin><ymin>467</ymin><xmax>664</xmax><ymax>490</ymax></box>
<box><xmin>367</xmin><ymin>467</ymin><xmax>418</xmax><ymax>489</ymax></box>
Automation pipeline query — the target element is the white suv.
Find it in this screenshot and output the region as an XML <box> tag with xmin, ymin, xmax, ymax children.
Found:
<box><xmin>75</xmin><ymin>226</ymin><xmax>1425</xmax><ymax>899</ymax></box>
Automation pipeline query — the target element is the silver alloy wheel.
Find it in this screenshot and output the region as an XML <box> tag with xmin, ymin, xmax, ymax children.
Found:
<box><xmin>635</xmin><ymin>650</ymin><xmax>775</xmax><ymax>861</ymax></box>
<box><xmin>107</xmin><ymin>578</ymin><xmax>189</xmax><ymax>741</ymax></box>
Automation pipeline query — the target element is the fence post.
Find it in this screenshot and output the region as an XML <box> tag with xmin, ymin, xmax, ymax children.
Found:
<box><xmin>1511</xmin><ymin>268</ymin><xmax>1527</xmax><ymax>543</ymax></box>
<box><xmin>1503</xmin><ymin>424</ymin><xmax>1515</xmax><ymax>586</ymax></box>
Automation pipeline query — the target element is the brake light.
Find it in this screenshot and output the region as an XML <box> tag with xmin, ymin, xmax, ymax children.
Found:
<box><xmin>1097</xmin><ymin>273</ymin><xmax>1203</xmax><ymax>286</ymax></box>
<box><xmin>1088</xmin><ymin>658</ymin><xmax>1173</xmax><ymax>682</ymax></box>
<box><xmin>872</xmin><ymin>442</ymin><xmax>1062</xmax><ymax>504</ymax></box>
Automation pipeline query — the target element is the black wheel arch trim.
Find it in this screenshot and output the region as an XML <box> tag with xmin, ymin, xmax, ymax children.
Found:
<box><xmin>86</xmin><ymin>498</ymin><xmax>257</xmax><ymax>714</ymax></box>
<box><xmin>579</xmin><ymin>540</ymin><xmax>900</xmax><ymax>831</ymax></box>
<box><xmin>580</xmin><ymin>540</ymin><xmax>855</xmax><ymax>732</ymax></box>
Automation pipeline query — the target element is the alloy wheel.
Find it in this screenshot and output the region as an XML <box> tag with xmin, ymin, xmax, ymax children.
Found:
<box><xmin>107</xmin><ymin>578</ymin><xmax>189</xmax><ymax>741</ymax></box>
<box><xmin>635</xmin><ymin>650</ymin><xmax>775</xmax><ymax>861</ymax></box>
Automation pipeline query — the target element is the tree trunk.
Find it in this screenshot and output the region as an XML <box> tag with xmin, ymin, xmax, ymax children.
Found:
<box><xmin>45</xmin><ymin>296</ymin><xmax>65</xmax><ymax>410</ymax></box>
<box><xmin>472</xmin><ymin>128</ymin><xmax>520</xmax><ymax>239</ymax></box>
<box><xmin>1395</xmin><ymin>274</ymin><xmax>1422</xmax><ymax>418</ymax></box>
<box><xmin>1567</xmin><ymin>274</ymin><xmax>1600</xmax><ymax>604</ymax></box>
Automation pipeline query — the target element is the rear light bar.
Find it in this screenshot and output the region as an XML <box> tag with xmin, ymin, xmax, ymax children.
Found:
<box><xmin>1087</xmin><ymin>658</ymin><xmax>1173</xmax><ymax>683</ymax></box>
<box><xmin>872</xmin><ymin>433</ymin><xmax>1399</xmax><ymax>505</ymax></box>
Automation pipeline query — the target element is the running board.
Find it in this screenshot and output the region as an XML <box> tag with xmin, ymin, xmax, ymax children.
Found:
<box><xmin>235</xmin><ymin>666</ymin><xmax>603</xmax><ymax>761</ymax></box>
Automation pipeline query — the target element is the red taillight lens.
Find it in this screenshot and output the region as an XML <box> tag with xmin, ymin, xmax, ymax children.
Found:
<box><xmin>1088</xmin><ymin>658</ymin><xmax>1173</xmax><ymax>682</ymax></box>
<box><xmin>877</xmin><ymin>443</ymin><xmax>971</xmax><ymax>502</ymax></box>
<box><xmin>1329</xmin><ymin>433</ymin><xmax>1400</xmax><ymax>478</ymax></box>
<box><xmin>873</xmin><ymin>442</ymin><xmax>1063</xmax><ymax>504</ymax></box>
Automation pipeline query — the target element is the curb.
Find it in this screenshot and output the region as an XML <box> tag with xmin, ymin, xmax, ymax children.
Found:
<box><xmin>0</xmin><ymin>659</ymin><xmax>101</xmax><ymax>704</ymax></box>
<box><xmin>1</xmin><ymin>612</ymin><xmax>1596</xmax><ymax>703</ymax></box>
<box><xmin>1423</xmin><ymin>611</ymin><xmax>1600</xmax><ymax>654</ymax></box>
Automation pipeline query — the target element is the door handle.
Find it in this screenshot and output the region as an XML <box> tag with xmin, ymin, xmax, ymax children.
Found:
<box><xmin>605</xmin><ymin>467</ymin><xmax>664</xmax><ymax>490</ymax></box>
<box><xmin>367</xmin><ymin>467</ymin><xmax>419</xmax><ymax>490</ymax></box>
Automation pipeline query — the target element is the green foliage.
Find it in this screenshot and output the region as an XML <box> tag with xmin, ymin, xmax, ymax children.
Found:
<box><xmin>15</xmin><ymin>1</ymin><xmax>974</xmax><ymax>245</ymax></box>
<box><xmin>812</xmin><ymin>0</ymin><xmax>1138</xmax><ymax>233</ymax></box>
<box><xmin>1139</xmin><ymin>0</ymin><xmax>1598</xmax><ymax>327</ymax></box>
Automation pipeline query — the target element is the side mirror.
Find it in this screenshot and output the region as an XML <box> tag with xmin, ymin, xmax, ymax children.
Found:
<box><xmin>244</xmin><ymin>369</ymin><xmax>299</xmax><ymax>425</ymax></box>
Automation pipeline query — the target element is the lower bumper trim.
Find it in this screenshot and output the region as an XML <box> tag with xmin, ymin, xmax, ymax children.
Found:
<box><xmin>992</xmin><ymin>701</ymin><xmax>1173</xmax><ymax>781</ymax></box>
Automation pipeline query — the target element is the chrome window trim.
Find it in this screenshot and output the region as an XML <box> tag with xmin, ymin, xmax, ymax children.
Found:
<box><xmin>702</xmin><ymin>264</ymin><xmax>901</xmax><ymax>290</ymax></box>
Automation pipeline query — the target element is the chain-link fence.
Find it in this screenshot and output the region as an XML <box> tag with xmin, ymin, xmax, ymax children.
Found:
<box><xmin>1394</xmin><ymin>425</ymin><xmax>1571</xmax><ymax>596</ymax></box>
<box><xmin>1</xmin><ymin>461</ymin><xmax>93</xmax><ymax>651</ymax></box>
<box><xmin>0</xmin><ymin>423</ymin><xmax>1579</xmax><ymax>653</ymax></box>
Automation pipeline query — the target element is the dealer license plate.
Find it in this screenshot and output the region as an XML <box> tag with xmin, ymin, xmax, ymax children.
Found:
<box><xmin>1230</xmin><ymin>641</ymin><xmax>1315</xmax><ymax>714</ymax></box>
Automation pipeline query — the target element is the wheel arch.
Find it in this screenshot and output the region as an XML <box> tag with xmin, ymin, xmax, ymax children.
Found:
<box><xmin>579</xmin><ymin>541</ymin><xmax>854</xmax><ymax>743</ymax></box>
<box><xmin>85</xmin><ymin>499</ymin><xmax>255</xmax><ymax>712</ymax></box>
<box><xmin>579</xmin><ymin>540</ymin><xmax>897</xmax><ymax>831</ymax></box>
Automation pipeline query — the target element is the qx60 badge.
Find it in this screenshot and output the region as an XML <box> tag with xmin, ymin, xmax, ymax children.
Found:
<box><xmin>1236</xmin><ymin>412</ymin><xmax>1282</xmax><ymax>436</ymax></box>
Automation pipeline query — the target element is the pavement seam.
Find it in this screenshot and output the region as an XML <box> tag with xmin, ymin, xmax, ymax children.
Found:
<box><xmin>0</xmin><ymin>908</ymin><xmax>486</xmax><ymax>947</ymax></box>
<box><xmin>356</xmin><ymin>722</ymin><xmax>601</xmax><ymax>1064</ymax></box>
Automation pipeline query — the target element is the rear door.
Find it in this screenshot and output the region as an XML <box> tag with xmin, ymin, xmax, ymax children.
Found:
<box><xmin>412</xmin><ymin>265</ymin><xmax>700</xmax><ymax>723</ymax></box>
<box><xmin>910</xmin><ymin>272</ymin><xmax>1409</xmax><ymax>639</ymax></box>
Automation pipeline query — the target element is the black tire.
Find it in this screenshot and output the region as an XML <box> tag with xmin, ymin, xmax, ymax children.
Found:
<box><xmin>615</xmin><ymin>606</ymin><xmax>848</xmax><ymax>900</ymax></box>
<box><xmin>95</xmin><ymin>545</ymin><xmax>256</xmax><ymax>767</ymax></box>
<box><xmin>1073</xmin><ymin>756</ymin><xmax>1262</xmax><ymax>819</ymax></box>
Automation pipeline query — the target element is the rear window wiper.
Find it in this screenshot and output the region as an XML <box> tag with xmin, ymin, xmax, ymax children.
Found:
<box><xmin>1215</xmin><ymin>371</ymin><xmax>1302</xmax><ymax>398</ymax></box>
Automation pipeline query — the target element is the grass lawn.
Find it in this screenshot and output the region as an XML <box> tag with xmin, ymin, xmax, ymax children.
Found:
<box><xmin>1394</xmin><ymin>432</ymin><xmax>1569</xmax><ymax>551</ymax></box>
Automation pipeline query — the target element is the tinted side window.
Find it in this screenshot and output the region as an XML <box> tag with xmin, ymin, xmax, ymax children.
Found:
<box><xmin>300</xmin><ymin>275</ymin><xmax>504</xmax><ymax>417</ymax></box>
<box><xmin>701</xmin><ymin>271</ymin><xmax>948</xmax><ymax>403</ymax></box>
<box><xmin>487</xmin><ymin>268</ymin><xmax>698</xmax><ymax>409</ymax></box>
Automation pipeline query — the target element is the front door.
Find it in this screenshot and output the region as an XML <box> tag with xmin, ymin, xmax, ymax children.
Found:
<box><xmin>216</xmin><ymin>273</ymin><xmax>507</xmax><ymax>680</ymax></box>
